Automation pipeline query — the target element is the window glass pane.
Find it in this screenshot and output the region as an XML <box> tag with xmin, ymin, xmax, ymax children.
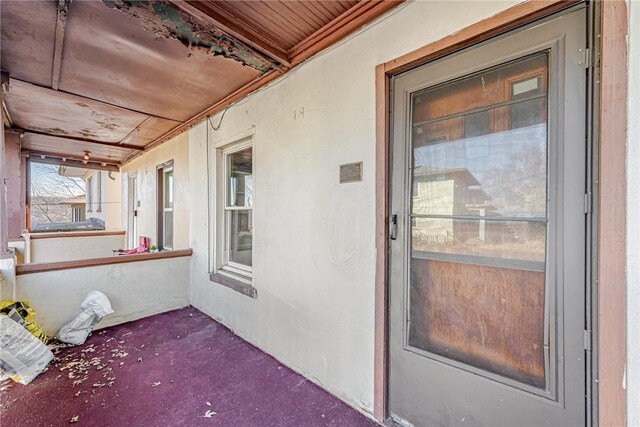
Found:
<box><xmin>164</xmin><ymin>211</ymin><xmax>173</xmax><ymax>248</ymax></box>
<box><xmin>408</xmin><ymin>52</ymin><xmax>549</xmax><ymax>389</ymax></box>
<box><xmin>412</xmin><ymin>53</ymin><xmax>547</xmax><ymax>219</ymax></box>
<box><xmin>227</xmin><ymin>148</ymin><xmax>253</xmax><ymax>207</ymax></box>
<box><xmin>164</xmin><ymin>170</ymin><xmax>173</xmax><ymax>209</ymax></box>
<box><xmin>412</xmin><ymin>218</ymin><xmax>546</xmax><ymax>265</ymax></box>
<box><xmin>227</xmin><ymin>210</ymin><xmax>252</xmax><ymax>267</ymax></box>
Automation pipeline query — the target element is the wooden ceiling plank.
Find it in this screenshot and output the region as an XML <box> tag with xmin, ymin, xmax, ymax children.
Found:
<box><xmin>276</xmin><ymin>2</ymin><xmax>320</xmax><ymax>38</ymax></box>
<box><xmin>289</xmin><ymin>1</ymin><xmax>330</xmax><ymax>29</ymax></box>
<box><xmin>214</xmin><ymin>1</ymin><xmax>296</xmax><ymax>47</ymax></box>
<box><xmin>314</xmin><ymin>1</ymin><xmax>345</xmax><ymax>21</ymax></box>
<box><xmin>245</xmin><ymin>1</ymin><xmax>309</xmax><ymax>42</ymax></box>
<box><xmin>302</xmin><ymin>1</ymin><xmax>335</xmax><ymax>24</ymax></box>
<box><xmin>51</xmin><ymin>0</ymin><xmax>71</xmax><ymax>91</ymax></box>
<box><xmin>172</xmin><ymin>1</ymin><xmax>291</xmax><ymax>67</ymax></box>
<box><xmin>289</xmin><ymin>1</ymin><xmax>402</xmax><ymax>64</ymax></box>
<box><xmin>260</xmin><ymin>2</ymin><xmax>308</xmax><ymax>37</ymax></box>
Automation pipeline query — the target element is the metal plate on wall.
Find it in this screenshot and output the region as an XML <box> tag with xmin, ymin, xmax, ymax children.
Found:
<box><xmin>339</xmin><ymin>162</ymin><xmax>363</xmax><ymax>183</ymax></box>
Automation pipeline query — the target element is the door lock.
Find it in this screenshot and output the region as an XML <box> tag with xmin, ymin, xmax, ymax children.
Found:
<box><xmin>390</xmin><ymin>214</ymin><xmax>398</xmax><ymax>240</ymax></box>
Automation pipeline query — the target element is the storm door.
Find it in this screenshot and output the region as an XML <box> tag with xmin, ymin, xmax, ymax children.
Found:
<box><xmin>389</xmin><ymin>9</ymin><xmax>587</xmax><ymax>426</ymax></box>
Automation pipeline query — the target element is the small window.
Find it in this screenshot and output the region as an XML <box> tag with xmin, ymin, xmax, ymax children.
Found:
<box><xmin>223</xmin><ymin>145</ymin><xmax>253</xmax><ymax>274</ymax></box>
<box><xmin>157</xmin><ymin>161</ymin><xmax>174</xmax><ymax>250</ymax></box>
<box><xmin>214</xmin><ymin>140</ymin><xmax>253</xmax><ymax>284</ymax></box>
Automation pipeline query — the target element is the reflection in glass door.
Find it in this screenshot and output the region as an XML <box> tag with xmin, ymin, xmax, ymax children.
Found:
<box><xmin>408</xmin><ymin>53</ymin><xmax>551</xmax><ymax>390</ymax></box>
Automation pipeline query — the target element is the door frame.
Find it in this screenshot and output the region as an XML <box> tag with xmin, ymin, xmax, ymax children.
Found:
<box><xmin>373</xmin><ymin>1</ymin><xmax>628</xmax><ymax>425</ymax></box>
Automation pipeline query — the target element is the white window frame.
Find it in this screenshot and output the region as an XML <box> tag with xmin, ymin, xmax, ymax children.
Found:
<box><xmin>214</xmin><ymin>137</ymin><xmax>253</xmax><ymax>283</ymax></box>
<box><xmin>162</xmin><ymin>165</ymin><xmax>174</xmax><ymax>250</ymax></box>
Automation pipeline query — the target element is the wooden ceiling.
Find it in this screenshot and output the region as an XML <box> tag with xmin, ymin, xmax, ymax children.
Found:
<box><xmin>1</xmin><ymin>0</ymin><xmax>401</xmax><ymax>170</ymax></box>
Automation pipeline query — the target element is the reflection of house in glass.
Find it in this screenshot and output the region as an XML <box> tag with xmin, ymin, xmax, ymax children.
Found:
<box><xmin>412</xmin><ymin>166</ymin><xmax>495</xmax><ymax>244</ymax></box>
<box><xmin>411</xmin><ymin>161</ymin><xmax>546</xmax><ymax>264</ymax></box>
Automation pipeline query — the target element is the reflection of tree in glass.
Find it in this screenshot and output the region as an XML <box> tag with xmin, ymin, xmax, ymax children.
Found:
<box><xmin>482</xmin><ymin>144</ymin><xmax>546</xmax><ymax>217</ymax></box>
<box><xmin>31</xmin><ymin>165</ymin><xmax>86</xmax><ymax>224</ymax></box>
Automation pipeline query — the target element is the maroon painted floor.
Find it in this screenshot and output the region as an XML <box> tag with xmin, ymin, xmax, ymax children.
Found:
<box><xmin>1</xmin><ymin>307</ymin><xmax>377</xmax><ymax>427</ymax></box>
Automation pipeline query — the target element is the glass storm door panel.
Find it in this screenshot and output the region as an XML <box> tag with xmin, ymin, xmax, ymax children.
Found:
<box><xmin>389</xmin><ymin>9</ymin><xmax>587</xmax><ymax>427</ymax></box>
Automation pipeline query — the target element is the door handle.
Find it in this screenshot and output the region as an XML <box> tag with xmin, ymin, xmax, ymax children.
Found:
<box><xmin>390</xmin><ymin>214</ymin><xmax>398</xmax><ymax>240</ymax></box>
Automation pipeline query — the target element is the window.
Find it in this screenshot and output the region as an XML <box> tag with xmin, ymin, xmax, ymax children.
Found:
<box><xmin>157</xmin><ymin>161</ymin><xmax>174</xmax><ymax>250</ymax></box>
<box><xmin>96</xmin><ymin>172</ymin><xmax>102</xmax><ymax>212</ymax></box>
<box><xmin>222</xmin><ymin>143</ymin><xmax>253</xmax><ymax>276</ymax></box>
<box><xmin>210</xmin><ymin>137</ymin><xmax>255</xmax><ymax>297</ymax></box>
<box><xmin>86</xmin><ymin>176</ymin><xmax>93</xmax><ymax>212</ymax></box>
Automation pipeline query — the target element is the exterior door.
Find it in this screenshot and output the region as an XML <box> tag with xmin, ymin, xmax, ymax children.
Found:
<box><xmin>389</xmin><ymin>9</ymin><xmax>587</xmax><ymax>426</ymax></box>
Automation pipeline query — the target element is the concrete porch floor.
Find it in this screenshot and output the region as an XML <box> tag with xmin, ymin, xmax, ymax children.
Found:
<box><xmin>0</xmin><ymin>307</ymin><xmax>377</xmax><ymax>426</ymax></box>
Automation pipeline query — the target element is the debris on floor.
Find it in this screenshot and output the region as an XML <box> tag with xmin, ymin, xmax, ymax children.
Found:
<box><xmin>1</xmin><ymin>307</ymin><xmax>377</xmax><ymax>427</ymax></box>
<box><xmin>202</xmin><ymin>409</ymin><xmax>217</xmax><ymax>418</ymax></box>
<box><xmin>0</xmin><ymin>316</ymin><xmax>53</xmax><ymax>384</ymax></box>
<box><xmin>58</xmin><ymin>291</ymin><xmax>114</xmax><ymax>345</ymax></box>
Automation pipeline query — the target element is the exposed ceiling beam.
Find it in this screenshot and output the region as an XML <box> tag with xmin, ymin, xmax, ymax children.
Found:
<box><xmin>10</xmin><ymin>77</ymin><xmax>180</xmax><ymax>123</ymax></box>
<box><xmin>8</xmin><ymin>128</ymin><xmax>144</xmax><ymax>152</ymax></box>
<box><xmin>170</xmin><ymin>1</ymin><xmax>292</xmax><ymax>68</ymax></box>
<box><xmin>23</xmin><ymin>149</ymin><xmax>121</xmax><ymax>167</ymax></box>
<box><xmin>52</xmin><ymin>0</ymin><xmax>72</xmax><ymax>91</ymax></box>
<box><xmin>24</xmin><ymin>150</ymin><xmax>120</xmax><ymax>172</ymax></box>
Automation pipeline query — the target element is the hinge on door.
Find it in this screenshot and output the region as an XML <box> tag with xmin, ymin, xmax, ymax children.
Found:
<box><xmin>584</xmin><ymin>192</ymin><xmax>592</xmax><ymax>214</ymax></box>
<box><xmin>578</xmin><ymin>48</ymin><xmax>591</xmax><ymax>69</ymax></box>
<box><xmin>584</xmin><ymin>329</ymin><xmax>592</xmax><ymax>351</ymax></box>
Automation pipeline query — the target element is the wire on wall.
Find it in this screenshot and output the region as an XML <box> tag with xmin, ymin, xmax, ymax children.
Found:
<box><xmin>208</xmin><ymin>107</ymin><xmax>228</xmax><ymax>131</ymax></box>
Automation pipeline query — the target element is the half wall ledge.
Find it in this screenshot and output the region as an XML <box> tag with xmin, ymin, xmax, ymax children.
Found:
<box><xmin>15</xmin><ymin>249</ymin><xmax>193</xmax><ymax>275</ymax></box>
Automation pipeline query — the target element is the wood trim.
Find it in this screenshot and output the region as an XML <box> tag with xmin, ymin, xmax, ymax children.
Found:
<box><xmin>373</xmin><ymin>0</ymin><xmax>584</xmax><ymax>422</ymax></box>
<box><xmin>289</xmin><ymin>0</ymin><xmax>402</xmax><ymax>66</ymax></box>
<box><xmin>29</xmin><ymin>230</ymin><xmax>125</xmax><ymax>240</ymax></box>
<box><xmin>597</xmin><ymin>1</ymin><xmax>628</xmax><ymax>426</ymax></box>
<box><xmin>373</xmin><ymin>63</ymin><xmax>390</xmax><ymax>422</ymax></box>
<box><xmin>16</xmin><ymin>248</ymin><xmax>192</xmax><ymax>275</ymax></box>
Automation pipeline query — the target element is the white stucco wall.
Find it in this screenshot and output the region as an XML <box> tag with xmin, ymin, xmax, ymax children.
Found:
<box><xmin>84</xmin><ymin>170</ymin><xmax>121</xmax><ymax>229</ymax></box>
<box><xmin>626</xmin><ymin>0</ymin><xmax>639</xmax><ymax>425</ymax></box>
<box><xmin>28</xmin><ymin>234</ymin><xmax>125</xmax><ymax>263</ymax></box>
<box><xmin>121</xmin><ymin>133</ymin><xmax>190</xmax><ymax>250</ymax></box>
<box><xmin>16</xmin><ymin>256</ymin><xmax>191</xmax><ymax>336</ymax></box>
<box><xmin>185</xmin><ymin>0</ymin><xmax>520</xmax><ymax>415</ymax></box>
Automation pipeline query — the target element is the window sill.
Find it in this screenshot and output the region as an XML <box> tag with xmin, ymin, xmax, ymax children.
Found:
<box><xmin>210</xmin><ymin>271</ymin><xmax>257</xmax><ymax>299</ymax></box>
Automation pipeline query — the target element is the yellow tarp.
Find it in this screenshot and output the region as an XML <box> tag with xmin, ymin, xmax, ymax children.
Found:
<box><xmin>0</xmin><ymin>301</ymin><xmax>48</xmax><ymax>344</ymax></box>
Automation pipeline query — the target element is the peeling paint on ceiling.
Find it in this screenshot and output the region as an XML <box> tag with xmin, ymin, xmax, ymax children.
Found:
<box><xmin>101</xmin><ymin>0</ymin><xmax>276</xmax><ymax>72</ymax></box>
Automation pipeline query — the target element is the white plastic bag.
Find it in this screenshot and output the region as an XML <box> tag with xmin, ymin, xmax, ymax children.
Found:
<box><xmin>0</xmin><ymin>316</ymin><xmax>53</xmax><ymax>384</ymax></box>
<box><xmin>57</xmin><ymin>291</ymin><xmax>114</xmax><ymax>345</ymax></box>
